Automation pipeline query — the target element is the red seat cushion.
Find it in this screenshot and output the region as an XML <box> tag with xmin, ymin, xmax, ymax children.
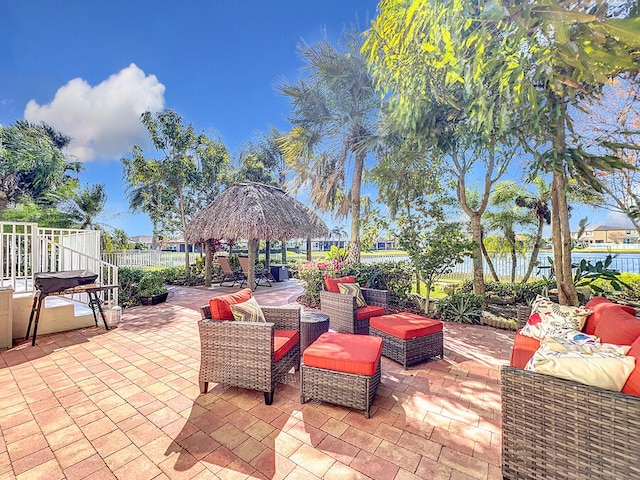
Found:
<box><xmin>584</xmin><ymin>297</ymin><xmax>637</xmax><ymax>335</ymax></box>
<box><xmin>370</xmin><ymin>313</ymin><xmax>443</xmax><ymax>340</ymax></box>
<box><xmin>303</xmin><ymin>332</ymin><xmax>382</xmax><ymax>376</ymax></box>
<box><xmin>594</xmin><ymin>308</ymin><xmax>640</xmax><ymax>346</ymax></box>
<box><xmin>274</xmin><ymin>330</ymin><xmax>299</xmax><ymax>362</ymax></box>
<box><xmin>356</xmin><ymin>305</ymin><xmax>386</xmax><ymax>321</ymax></box>
<box><xmin>324</xmin><ymin>275</ymin><xmax>356</xmax><ymax>293</ymax></box>
<box><xmin>622</xmin><ymin>336</ymin><xmax>640</xmax><ymax>396</ymax></box>
<box><xmin>510</xmin><ymin>332</ymin><xmax>541</xmax><ymax>369</ymax></box>
<box><xmin>209</xmin><ymin>288</ymin><xmax>252</xmax><ymax>320</ymax></box>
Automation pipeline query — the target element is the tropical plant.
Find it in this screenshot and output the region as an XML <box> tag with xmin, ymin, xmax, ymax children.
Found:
<box><xmin>437</xmin><ymin>292</ymin><xmax>484</xmax><ymax>324</ymax></box>
<box><xmin>122</xmin><ymin>109</ymin><xmax>231</xmax><ymax>276</ymax></box>
<box><xmin>325</xmin><ymin>245</ymin><xmax>347</xmax><ymax>261</ymax></box>
<box><xmin>363</xmin><ymin>0</ymin><xmax>640</xmax><ymax>305</ymax></box>
<box><xmin>0</xmin><ymin>120</ymin><xmax>80</xmax><ymax>209</ymax></box>
<box><xmin>55</xmin><ymin>183</ymin><xmax>108</xmax><ymax>230</ymax></box>
<box><xmin>573</xmin><ymin>255</ymin><xmax>630</xmax><ymax>294</ymax></box>
<box><xmin>279</xmin><ymin>30</ymin><xmax>380</xmax><ymax>263</ymax></box>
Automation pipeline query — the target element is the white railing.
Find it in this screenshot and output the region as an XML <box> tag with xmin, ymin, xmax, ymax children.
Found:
<box><xmin>38</xmin><ymin>238</ymin><xmax>118</xmax><ymax>305</ymax></box>
<box><xmin>102</xmin><ymin>250</ymin><xmax>187</xmax><ymax>268</ymax></box>
<box><xmin>0</xmin><ymin>222</ymin><xmax>118</xmax><ymax>305</ymax></box>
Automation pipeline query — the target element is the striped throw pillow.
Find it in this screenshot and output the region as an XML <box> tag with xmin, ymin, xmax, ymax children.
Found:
<box><xmin>338</xmin><ymin>282</ymin><xmax>367</xmax><ymax>308</ymax></box>
<box><xmin>230</xmin><ymin>296</ymin><xmax>266</xmax><ymax>322</ymax></box>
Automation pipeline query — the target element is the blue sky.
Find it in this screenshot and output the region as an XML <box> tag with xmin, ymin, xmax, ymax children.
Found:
<box><xmin>1</xmin><ymin>0</ymin><xmax>378</xmax><ymax>236</ymax></box>
<box><xmin>1</xmin><ymin>1</ymin><xmax>631</xmax><ymax>238</ymax></box>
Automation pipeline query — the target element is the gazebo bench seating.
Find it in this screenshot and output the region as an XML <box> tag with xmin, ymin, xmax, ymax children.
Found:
<box><xmin>320</xmin><ymin>275</ymin><xmax>387</xmax><ymax>335</ymax></box>
<box><xmin>301</xmin><ymin>332</ymin><xmax>382</xmax><ymax>418</ymax></box>
<box><xmin>369</xmin><ymin>312</ymin><xmax>444</xmax><ymax>369</ymax></box>
<box><xmin>502</xmin><ymin>296</ymin><xmax>640</xmax><ymax>480</ymax></box>
<box><xmin>198</xmin><ymin>288</ymin><xmax>300</xmax><ymax>405</ymax></box>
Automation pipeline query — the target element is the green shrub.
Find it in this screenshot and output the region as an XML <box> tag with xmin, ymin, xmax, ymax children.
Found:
<box><xmin>437</xmin><ymin>292</ymin><xmax>484</xmax><ymax>324</ymax></box>
<box><xmin>459</xmin><ymin>279</ymin><xmax>549</xmax><ymax>305</ymax></box>
<box><xmin>343</xmin><ymin>261</ymin><xmax>413</xmax><ymax>305</ymax></box>
<box><xmin>296</xmin><ymin>260</ymin><xmax>346</xmax><ymax>307</ymax></box>
<box><xmin>138</xmin><ymin>271</ymin><xmax>168</xmax><ymax>297</ymax></box>
<box><xmin>118</xmin><ymin>267</ymin><xmax>146</xmax><ymax>308</ymax></box>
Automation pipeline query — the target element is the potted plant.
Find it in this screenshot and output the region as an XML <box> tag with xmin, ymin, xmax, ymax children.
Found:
<box><xmin>138</xmin><ymin>271</ymin><xmax>168</xmax><ymax>305</ymax></box>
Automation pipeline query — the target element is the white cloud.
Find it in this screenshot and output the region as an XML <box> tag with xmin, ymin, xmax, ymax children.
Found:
<box><xmin>24</xmin><ymin>63</ymin><xmax>165</xmax><ymax>161</ymax></box>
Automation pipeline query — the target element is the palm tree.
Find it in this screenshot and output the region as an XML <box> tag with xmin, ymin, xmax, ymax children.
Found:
<box><xmin>57</xmin><ymin>184</ymin><xmax>107</xmax><ymax>230</ymax></box>
<box><xmin>279</xmin><ymin>31</ymin><xmax>379</xmax><ymax>263</ymax></box>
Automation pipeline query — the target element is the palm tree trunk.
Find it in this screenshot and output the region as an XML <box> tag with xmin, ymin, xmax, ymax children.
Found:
<box><xmin>522</xmin><ymin>219</ymin><xmax>544</xmax><ymax>282</ymax></box>
<box><xmin>347</xmin><ymin>152</ymin><xmax>365</xmax><ymax>263</ymax></box>
<box><xmin>480</xmin><ymin>226</ymin><xmax>500</xmax><ymax>281</ymax></box>
<box><xmin>306</xmin><ymin>238</ymin><xmax>312</xmax><ymax>261</ymax></box>
<box><xmin>510</xmin><ymin>245</ymin><xmax>517</xmax><ymax>284</ymax></box>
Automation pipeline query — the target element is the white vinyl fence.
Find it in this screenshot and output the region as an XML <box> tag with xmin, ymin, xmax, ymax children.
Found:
<box><xmin>102</xmin><ymin>250</ymin><xmax>188</xmax><ymax>268</ymax></box>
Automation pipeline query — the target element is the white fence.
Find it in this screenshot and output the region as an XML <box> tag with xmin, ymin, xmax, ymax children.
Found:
<box><xmin>102</xmin><ymin>250</ymin><xmax>188</xmax><ymax>268</ymax></box>
<box><xmin>361</xmin><ymin>252</ymin><xmax>640</xmax><ymax>280</ymax></box>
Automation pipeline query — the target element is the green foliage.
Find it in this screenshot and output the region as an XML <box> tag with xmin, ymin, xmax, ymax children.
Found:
<box><xmin>573</xmin><ymin>255</ymin><xmax>630</xmax><ymax>293</ymax></box>
<box><xmin>325</xmin><ymin>245</ymin><xmax>347</xmax><ymax>261</ymax></box>
<box><xmin>296</xmin><ymin>260</ymin><xmax>346</xmax><ymax>307</ymax></box>
<box><xmin>437</xmin><ymin>292</ymin><xmax>484</xmax><ymax>324</ymax></box>
<box><xmin>459</xmin><ymin>279</ymin><xmax>548</xmax><ymax>305</ymax></box>
<box><xmin>137</xmin><ymin>271</ymin><xmax>168</xmax><ymax>298</ymax></box>
<box><xmin>118</xmin><ymin>268</ymin><xmax>146</xmax><ymax>308</ymax></box>
<box><xmin>0</xmin><ymin>120</ymin><xmax>79</xmax><ymax>209</ymax></box>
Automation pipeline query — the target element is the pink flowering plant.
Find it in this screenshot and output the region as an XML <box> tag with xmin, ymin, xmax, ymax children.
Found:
<box><xmin>296</xmin><ymin>260</ymin><xmax>347</xmax><ymax>307</ymax></box>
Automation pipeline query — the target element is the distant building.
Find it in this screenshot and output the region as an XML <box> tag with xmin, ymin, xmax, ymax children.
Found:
<box><xmin>163</xmin><ymin>238</ymin><xmax>202</xmax><ymax>253</ymax></box>
<box><xmin>129</xmin><ymin>235</ymin><xmax>154</xmax><ymax>249</ymax></box>
<box><xmin>576</xmin><ymin>225</ymin><xmax>640</xmax><ymax>244</ymax></box>
<box><xmin>375</xmin><ymin>237</ymin><xmax>396</xmax><ymax>250</ymax></box>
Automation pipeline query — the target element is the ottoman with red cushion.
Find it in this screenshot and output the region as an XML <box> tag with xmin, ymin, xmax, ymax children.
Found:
<box><xmin>300</xmin><ymin>332</ymin><xmax>382</xmax><ymax>418</ymax></box>
<box><xmin>370</xmin><ymin>312</ymin><xmax>444</xmax><ymax>369</ymax></box>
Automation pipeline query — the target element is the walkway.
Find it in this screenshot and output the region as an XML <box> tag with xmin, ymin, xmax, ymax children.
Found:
<box><xmin>0</xmin><ymin>281</ymin><xmax>514</xmax><ymax>479</ymax></box>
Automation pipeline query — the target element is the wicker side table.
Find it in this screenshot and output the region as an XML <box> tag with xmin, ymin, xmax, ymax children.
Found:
<box><xmin>300</xmin><ymin>312</ymin><xmax>330</xmax><ymax>352</ymax></box>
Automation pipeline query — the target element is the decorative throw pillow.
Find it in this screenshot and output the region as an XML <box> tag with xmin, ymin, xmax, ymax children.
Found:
<box><xmin>230</xmin><ymin>296</ymin><xmax>266</xmax><ymax>323</ymax></box>
<box><xmin>545</xmin><ymin>328</ymin><xmax>600</xmax><ymax>346</ymax></box>
<box><xmin>519</xmin><ymin>296</ymin><xmax>592</xmax><ymax>341</ymax></box>
<box><xmin>525</xmin><ymin>341</ymin><xmax>635</xmax><ymax>391</ymax></box>
<box><xmin>338</xmin><ymin>282</ymin><xmax>367</xmax><ymax>308</ymax></box>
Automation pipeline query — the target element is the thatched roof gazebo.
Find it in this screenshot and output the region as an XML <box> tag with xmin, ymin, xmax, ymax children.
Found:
<box><xmin>187</xmin><ymin>182</ymin><xmax>328</xmax><ymax>289</ymax></box>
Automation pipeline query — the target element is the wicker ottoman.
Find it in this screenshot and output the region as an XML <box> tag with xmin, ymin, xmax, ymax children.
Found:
<box><xmin>300</xmin><ymin>332</ymin><xmax>382</xmax><ymax>418</ymax></box>
<box><xmin>370</xmin><ymin>312</ymin><xmax>443</xmax><ymax>369</ymax></box>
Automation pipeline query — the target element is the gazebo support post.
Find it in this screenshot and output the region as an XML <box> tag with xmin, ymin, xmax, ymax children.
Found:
<box><xmin>204</xmin><ymin>241</ymin><xmax>211</xmax><ymax>288</ymax></box>
<box><xmin>248</xmin><ymin>239</ymin><xmax>257</xmax><ymax>291</ymax></box>
<box><xmin>281</xmin><ymin>239</ymin><xmax>287</xmax><ymax>263</ymax></box>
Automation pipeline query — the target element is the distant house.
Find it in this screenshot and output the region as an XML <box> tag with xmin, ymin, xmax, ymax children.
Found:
<box><xmin>129</xmin><ymin>235</ymin><xmax>154</xmax><ymax>249</ymax></box>
<box><xmin>163</xmin><ymin>238</ymin><xmax>202</xmax><ymax>253</ymax></box>
<box><xmin>375</xmin><ymin>237</ymin><xmax>396</xmax><ymax>251</ymax></box>
<box><xmin>577</xmin><ymin>225</ymin><xmax>640</xmax><ymax>244</ymax></box>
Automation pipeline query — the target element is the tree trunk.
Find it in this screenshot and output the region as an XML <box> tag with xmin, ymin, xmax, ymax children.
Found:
<box><xmin>306</xmin><ymin>238</ymin><xmax>312</xmax><ymax>261</ymax></box>
<box><xmin>248</xmin><ymin>239</ymin><xmax>257</xmax><ymax>291</ymax></box>
<box><xmin>555</xmin><ymin>171</ymin><xmax>578</xmax><ymax>305</ymax></box>
<box><xmin>480</xmin><ymin>238</ymin><xmax>500</xmax><ymax>282</ymax></box>
<box><xmin>347</xmin><ymin>151</ymin><xmax>365</xmax><ymax>263</ymax></box>
<box><xmin>281</xmin><ymin>239</ymin><xmax>287</xmax><ymax>263</ymax></box>
<box><xmin>510</xmin><ymin>245</ymin><xmax>517</xmax><ymax>284</ymax></box>
<box><xmin>522</xmin><ymin>218</ymin><xmax>544</xmax><ymax>283</ymax></box>
<box><xmin>205</xmin><ymin>241</ymin><xmax>211</xmax><ymax>288</ymax></box>
<box><xmin>469</xmin><ymin>215</ymin><xmax>486</xmax><ymax>296</ymax></box>
<box><xmin>184</xmin><ymin>240</ymin><xmax>190</xmax><ymax>277</ymax></box>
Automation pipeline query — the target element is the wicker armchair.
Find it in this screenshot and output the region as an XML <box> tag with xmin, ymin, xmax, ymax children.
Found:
<box><xmin>198</xmin><ymin>304</ymin><xmax>300</xmax><ymax>405</ymax></box>
<box><xmin>320</xmin><ymin>288</ymin><xmax>388</xmax><ymax>335</ymax></box>
<box><xmin>502</xmin><ymin>304</ymin><xmax>640</xmax><ymax>479</ymax></box>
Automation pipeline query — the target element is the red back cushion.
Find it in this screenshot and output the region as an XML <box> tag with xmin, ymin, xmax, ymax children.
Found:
<box><xmin>584</xmin><ymin>297</ymin><xmax>637</xmax><ymax>335</ymax></box>
<box><xmin>209</xmin><ymin>288</ymin><xmax>252</xmax><ymax>320</ymax></box>
<box><xmin>622</xmin><ymin>336</ymin><xmax>640</xmax><ymax>396</ymax></box>
<box><xmin>510</xmin><ymin>332</ymin><xmax>541</xmax><ymax>369</ymax></box>
<box><xmin>594</xmin><ymin>307</ymin><xmax>640</xmax><ymax>346</ymax></box>
<box><xmin>324</xmin><ymin>275</ymin><xmax>355</xmax><ymax>293</ymax></box>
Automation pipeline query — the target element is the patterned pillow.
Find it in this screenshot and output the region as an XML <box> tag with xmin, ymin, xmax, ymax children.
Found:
<box><xmin>545</xmin><ymin>328</ymin><xmax>600</xmax><ymax>346</ymax></box>
<box><xmin>230</xmin><ymin>296</ymin><xmax>266</xmax><ymax>323</ymax></box>
<box><xmin>338</xmin><ymin>282</ymin><xmax>367</xmax><ymax>308</ymax></box>
<box><xmin>525</xmin><ymin>341</ymin><xmax>634</xmax><ymax>391</ymax></box>
<box><xmin>519</xmin><ymin>296</ymin><xmax>592</xmax><ymax>341</ymax></box>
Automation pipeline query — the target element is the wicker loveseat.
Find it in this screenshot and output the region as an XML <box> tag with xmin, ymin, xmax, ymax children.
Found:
<box><xmin>502</xmin><ymin>297</ymin><xmax>640</xmax><ymax>480</ymax></box>
<box><xmin>198</xmin><ymin>288</ymin><xmax>300</xmax><ymax>405</ymax></box>
<box><xmin>319</xmin><ymin>275</ymin><xmax>388</xmax><ymax>335</ymax></box>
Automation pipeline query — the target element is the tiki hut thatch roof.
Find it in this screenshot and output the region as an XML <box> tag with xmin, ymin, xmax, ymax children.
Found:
<box><xmin>186</xmin><ymin>182</ymin><xmax>328</xmax><ymax>243</ymax></box>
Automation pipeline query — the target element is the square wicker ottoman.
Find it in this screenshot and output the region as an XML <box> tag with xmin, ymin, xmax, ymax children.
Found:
<box><xmin>300</xmin><ymin>332</ymin><xmax>382</xmax><ymax>418</ymax></box>
<box><xmin>370</xmin><ymin>312</ymin><xmax>444</xmax><ymax>369</ymax></box>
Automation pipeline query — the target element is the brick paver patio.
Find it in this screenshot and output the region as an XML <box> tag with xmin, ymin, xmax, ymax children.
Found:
<box><xmin>0</xmin><ymin>281</ymin><xmax>514</xmax><ymax>479</ymax></box>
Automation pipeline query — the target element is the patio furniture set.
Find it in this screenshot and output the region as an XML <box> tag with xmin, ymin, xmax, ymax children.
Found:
<box><xmin>197</xmin><ymin>275</ymin><xmax>444</xmax><ymax>418</ymax></box>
